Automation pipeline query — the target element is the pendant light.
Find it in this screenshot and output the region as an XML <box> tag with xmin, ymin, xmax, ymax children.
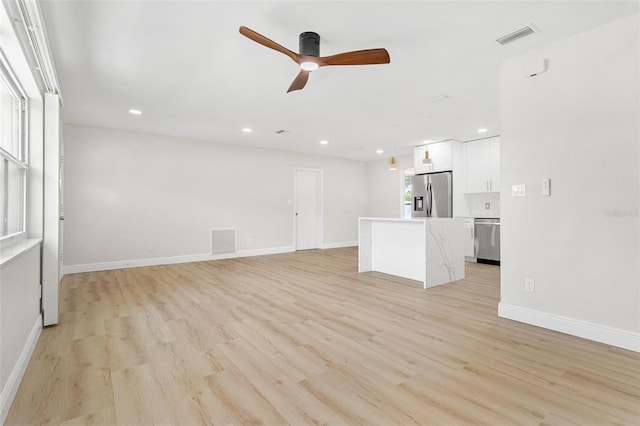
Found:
<box><xmin>388</xmin><ymin>140</ymin><xmax>397</xmax><ymax>171</ymax></box>
<box><xmin>388</xmin><ymin>156</ymin><xmax>397</xmax><ymax>171</ymax></box>
<box><xmin>422</xmin><ymin>150</ymin><xmax>432</xmax><ymax>165</ymax></box>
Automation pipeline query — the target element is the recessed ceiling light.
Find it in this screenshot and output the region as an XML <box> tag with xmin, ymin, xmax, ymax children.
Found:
<box><xmin>320</xmin><ymin>140</ymin><xmax>328</xmax><ymax>145</ymax></box>
<box><xmin>129</xmin><ymin>109</ymin><xmax>142</xmax><ymax>115</ymax></box>
<box><xmin>376</xmin><ymin>149</ymin><xmax>384</xmax><ymax>154</ymax></box>
<box><xmin>242</xmin><ymin>128</ymin><xmax>252</xmax><ymax>133</ymax></box>
<box><xmin>477</xmin><ymin>128</ymin><xmax>488</xmax><ymax>133</ymax></box>
<box><xmin>424</xmin><ymin>139</ymin><xmax>433</xmax><ymax>143</ymax></box>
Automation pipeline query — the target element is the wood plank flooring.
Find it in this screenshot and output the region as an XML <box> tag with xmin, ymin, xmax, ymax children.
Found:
<box><xmin>6</xmin><ymin>247</ymin><xmax>640</xmax><ymax>425</ymax></box>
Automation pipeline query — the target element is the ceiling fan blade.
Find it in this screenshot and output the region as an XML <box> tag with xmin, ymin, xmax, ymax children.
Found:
<box><xmin>319</xmin><ymin>48</ymin><xmax>390</xmax><ymax>66</ymax></box>
<box><xmin>287</xmin><ymin>70</ymin><xmax>310</xmax><ymax>93</ymax></box>
<box><xmin>239</xmin><ymin>26</ymin><xmax>299</xmax><ymax>63</ymax></box>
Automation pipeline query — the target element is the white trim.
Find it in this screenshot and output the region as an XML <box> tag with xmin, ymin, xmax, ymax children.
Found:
<box><xmin>0</xmin><ymin>237</ymin><xmax>41</xmax><ymax>268</ymax></box>
<box><xmin>498</xmin><ymin>303</ymin><xmax>640</xmax><ymax>353</ymax></box>
<box><xmin>14</xmin><ymin>0</ymin><xmax>62</xmax><ymax>97</ymax></box>
<box><xmin>42</xmin><ymin>93</ymin><xmax>61</xmax><ymax>326</ymax></box>
<box><xmin>320</xmin><ymin>241</ymin><xmax>357</xmax><ymax>249</ymax></box>
<box><xmin>63</xmin><ymin>246</ymin><xmax>296</xmax><ymax>274</ymax></box>
<box><xmin>0</xmin><ymin>315</ymin><xmax>42</xmax><ymax>424</ymax></box>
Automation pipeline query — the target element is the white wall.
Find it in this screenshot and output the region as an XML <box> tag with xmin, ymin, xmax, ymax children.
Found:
<box><xmin>365</xmin><ymin>155</ymin><xmax>412</xmax><ymax>218</ymax></box>
<box><xmin>499</xmin><ymin>14</ymin><xmax>639</xmax><ymax>349</ymax></box>
<box><xmin>63</xmin><ymin>124</ymin><xmax>368</xmax><ymax>268</ymax></box>
<box><xmin>0</xmin><ymin>245</ymin><xmax>42</xmax><ymax>422</ymax></box>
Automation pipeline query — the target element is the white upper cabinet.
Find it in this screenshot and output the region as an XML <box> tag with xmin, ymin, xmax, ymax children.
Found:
<box><xmin>465</xmin><ymin>137</ymin><xmax>500</xmax><ymax>193</ymax></box>
<box><xmin>489</xmin><ymin>137</ymin><xmax>500</xmax><ymax>190</ymax></box>
<box><xmin>414</xmin><ymin>141</ymin><xmax>453</xmax><ymax>174</ymax></box>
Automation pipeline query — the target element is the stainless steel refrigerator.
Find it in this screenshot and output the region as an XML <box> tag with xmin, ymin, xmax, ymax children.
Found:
<box><xmin>411</xmin><ymin>172</ymin><xmax>453</xmax><ymax>218</ymax></box>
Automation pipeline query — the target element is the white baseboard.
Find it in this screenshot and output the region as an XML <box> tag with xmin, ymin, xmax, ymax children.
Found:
<box><xmin>320</xmin><ymin>241</ymin><xmax>358</xmax><ymax>249</ymax></box>
<box><xmin>0</xmin><ymin>316</ymin><xmax>42</xmax><ymax>424</ymax></box>
<box><xmin>498</xmin><ymin>303</ymin><xmax>640</xmax><ymax>353</ymax></box>
<box><xmin>63</xmin><ymin>246</ymin><xmax>296</xmax><ymax>274</ymax></box>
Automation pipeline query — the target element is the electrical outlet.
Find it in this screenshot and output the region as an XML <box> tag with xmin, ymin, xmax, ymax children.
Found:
<box><xmin>485</xmin><ymin>202</ymin><xmax>491</xmax><ymax>209</ymax></box>
<box><xmin>247</xmin><ymin>238</ymin><xmax>252</xmax><ymax>244</ymax></box>
<box><xmin>525</xmin><ymin>278</ymin><xmax>535</xmax><ymax>293</ymax></box>
<box><xmin>512</xmin><ymin>184</ymin><xmax>526</xmax><ymax>197</ymax></box>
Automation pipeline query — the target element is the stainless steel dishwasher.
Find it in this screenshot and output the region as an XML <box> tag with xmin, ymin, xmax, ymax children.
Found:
<box><xmin>475</xmin><ymin>218</ymin><xmax>500</xmax><ymax>265</ymax></box>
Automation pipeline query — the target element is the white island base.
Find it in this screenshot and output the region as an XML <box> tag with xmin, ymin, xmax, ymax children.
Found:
<box><xmin>358</xmin><ymin>217</ymin><xmax>465</xmax><ymax>289</ymax></box>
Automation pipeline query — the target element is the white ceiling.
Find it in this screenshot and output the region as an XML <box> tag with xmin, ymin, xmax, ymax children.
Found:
<box><xmin>39</xmin><ymin>1</ymin><xmax>638</xmax><ymax>162</ymax></box>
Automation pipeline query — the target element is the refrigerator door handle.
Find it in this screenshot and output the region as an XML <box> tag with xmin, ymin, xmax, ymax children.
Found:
<box><xmin>426</xmin><ymin>181</ymin><xmax>432</xmax><ymax>216</ymax></box>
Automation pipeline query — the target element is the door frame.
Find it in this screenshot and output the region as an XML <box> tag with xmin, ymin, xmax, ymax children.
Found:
<box><xmin>43</xmin><ymin>92</ymin><xmax>62</xmax><ymax>326</ymax></box>
<box><xmin>293</xmin><ymin>167</ymin><xmax>323</xmax><ymax>250</ymax></box>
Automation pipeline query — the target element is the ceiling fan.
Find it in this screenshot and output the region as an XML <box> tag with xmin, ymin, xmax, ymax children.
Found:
<box><xmin>239</xmin><ymin>26</ymin><xmax>391</xmax><ymax>93</ymax></box>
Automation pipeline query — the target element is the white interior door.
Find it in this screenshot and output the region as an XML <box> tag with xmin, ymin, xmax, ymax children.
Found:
<box><xmin>43</xmin><ymin>93</ymin><xmax>61</xmax><ymax>326</ymax></box>
<box><xmin>295</xmin><ymin>168</ymin><xmax>322</xmax><ymax>250</ymax></box>
<box><xmin>58</xmin><ymin>141</ymin><xmax>64</xmax><ymax>281</ymax></box>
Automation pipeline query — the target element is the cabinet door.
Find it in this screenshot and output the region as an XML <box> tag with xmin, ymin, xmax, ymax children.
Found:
<box><xmin>489</xmin><ymin>137</ymin><xmax>501</xmax><ymax>191</ymax></box>
<box><xmin>464</xmin><ymin>219</ymin><xmax>475</xmax><ymax>257</ymax></box>
<box><xmin>414</xmin><ymin>145</ymin><xmax>430</xmax><ymax>174</ymax></box>
<box><xmin>465</xmin><ymin>139</ymin><xmax>491</xmax><ymax>193</ymax></box>
<box><xmin>414</xmin><ymin>142</ymin><xmax>453</xmax><ymax>174</ymax></box>
<box><xmin>428</xmin><ymin>141</ymin><xmax>453</xmax><ymax>172</ymax></box>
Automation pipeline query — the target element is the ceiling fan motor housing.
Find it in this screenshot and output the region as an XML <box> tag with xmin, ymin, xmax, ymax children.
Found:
<box><xmin>299</xmin><ymin>32</ymin><xmax>320</xmax><ymax>56</ymax></box>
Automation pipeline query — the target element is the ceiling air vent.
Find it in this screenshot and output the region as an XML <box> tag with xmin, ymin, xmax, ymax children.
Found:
<box><xmin>496</xmin><ymin>26</ymin><xmax>536</xmax><ymax>45</ymax></box>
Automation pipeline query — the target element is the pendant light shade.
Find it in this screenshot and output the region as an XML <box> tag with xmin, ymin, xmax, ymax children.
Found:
<box><xmin>388</xmin><ymin>156</ymin><xmax>397</xmax><ymax>171</ymax></box>
<box><xmin>422</xmin><ymin>150</ymin><xmax>432</xmax><ymax>165</ymax></box>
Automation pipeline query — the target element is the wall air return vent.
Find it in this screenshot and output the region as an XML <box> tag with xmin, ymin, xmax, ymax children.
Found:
<box><xmin>210</xmin><ymin>228</ymin><xmax>236</xmax><ymax>255</ymax></box>
<box><xmin>496</xmin><ymin>25</ymin><xmax>536</xmax><ymax>45</ymax></box>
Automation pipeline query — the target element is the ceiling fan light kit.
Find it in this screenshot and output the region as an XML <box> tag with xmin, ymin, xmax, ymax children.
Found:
<box><xmin>239</xmin><ymin>26</ymin><xmax>390</xmax><ymax>93</ymax></box>
<box><xmin>300</xmin><ymin>61</ymin><xmax>319</xmax><ymax>71</ymax></box>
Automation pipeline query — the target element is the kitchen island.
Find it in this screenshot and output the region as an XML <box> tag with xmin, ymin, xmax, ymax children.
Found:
<box><xmin>358</xmin><ymin>217</ymin><xmax>465</xmax><ymax>289</ymax></box>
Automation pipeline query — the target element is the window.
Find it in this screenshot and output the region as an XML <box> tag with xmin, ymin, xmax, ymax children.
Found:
<box><xmin>403</xmin><ymin>168</ymin><xmax>414</xmax><ymax>218</ymax></box>
<box><xmin>0</xmin><ymin>51</ymin><xmax>28</xmax><ymax>240</ymax></box>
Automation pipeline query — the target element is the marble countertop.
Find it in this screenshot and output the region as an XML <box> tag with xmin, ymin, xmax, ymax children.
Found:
<box><xmin>359</xmin><ymin>217</ymin><xmax>462</xmax><ymax>222</ymax></box>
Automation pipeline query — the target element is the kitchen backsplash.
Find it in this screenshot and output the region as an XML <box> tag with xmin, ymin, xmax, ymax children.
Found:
<box><xmin>465</xmin><ymin>192</ymin><xmax>500</xmax><ymax>218</ymax></box>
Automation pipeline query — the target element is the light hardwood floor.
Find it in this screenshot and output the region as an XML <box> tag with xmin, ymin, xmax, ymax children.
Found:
<box><xmin>6</xmin><ymin>248</ymin><xmax>640</xmax><ymax>425</ymax></box>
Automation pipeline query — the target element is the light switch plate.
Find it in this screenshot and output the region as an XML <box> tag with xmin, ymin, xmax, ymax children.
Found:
<box><xmin>525</xmin><ymin>278</ymin><xmax>535</xmax><ymax>292</ymax></box>
<box><xmin>512</xmin><ymin>184</ymin><xmax>526</xmax><ymax>197</ymax></box>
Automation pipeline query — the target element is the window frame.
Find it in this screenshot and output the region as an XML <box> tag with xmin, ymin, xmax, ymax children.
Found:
<box><xmin>0</xmin><ymin>49</ymin><xmax>29</xmax><ymax>243</ymax></box>
<box><xmin>402</xmin><ymin>168</ymin><xmax>414</xmax><ymax>219</ymax></box>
